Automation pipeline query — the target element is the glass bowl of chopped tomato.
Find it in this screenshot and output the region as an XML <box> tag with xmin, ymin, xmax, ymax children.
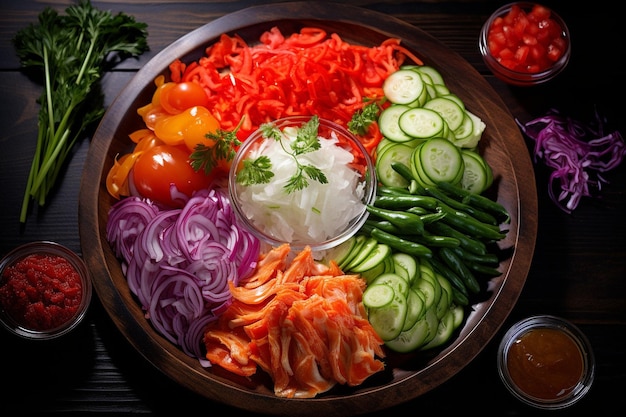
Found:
<box><xmin>0</xmin><ymin>241</ymin><xmax>92</xmax><ymax>340</ymax></box>
<box><xmin>479</xmin><ymin>2</ymin><xmax>571</xmax><ymax>86</ymax></box>
<box><xmin>229</xmin><ymin>115</ymin><xmax>376</xmax><ymax>254</ymax></box>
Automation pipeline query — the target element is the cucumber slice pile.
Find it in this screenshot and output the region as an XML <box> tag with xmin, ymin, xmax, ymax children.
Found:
<box><xmin>326</xmin><ymin>236</ymin><xmax>465</xmax><ymax>352</ymax></box>
<box><xmin>378</xmin><ymin>65</ymin><xmax>491</xmax><ymax>194</ymax></box>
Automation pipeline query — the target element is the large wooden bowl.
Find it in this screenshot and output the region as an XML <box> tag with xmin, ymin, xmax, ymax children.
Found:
<box><xmin>79</xmin><ymin>2</ymin><xmax>537</xmax><ymax>415</ymax></box>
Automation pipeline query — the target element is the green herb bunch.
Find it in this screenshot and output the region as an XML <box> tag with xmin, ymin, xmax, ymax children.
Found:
<box><xmin>13</xmin><ymin>0</ymin><xmax>149</xmax><ymax>222</ymax></box>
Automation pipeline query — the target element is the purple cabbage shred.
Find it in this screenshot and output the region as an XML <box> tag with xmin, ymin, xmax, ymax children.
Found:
<box><xmin>517</xmin><ymin>108</ymin><xmax>625</xmax><ymax>213</ymax></box>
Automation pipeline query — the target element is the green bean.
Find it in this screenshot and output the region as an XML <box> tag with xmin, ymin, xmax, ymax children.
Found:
<box><xmin>370</xmin><ymin>227</ymin><xmax>432</xmax><ymax>257</ymax></box>
<box><xmin>427</xmin><ymin>220</ymin><xmax>487</xmax><ymax>255</ymax></box>
<box><xmin>429</xmin><ymin>255</ymin><xmax>469</xmax><ymax>297</ymax></box>
<box><xmin>406</xmin><ymin>233</ymin><xmax>460</xmax><ymax>248</ymax></box>
<box><xmin>438</xmin><ymin>247</ymin><xmax>480</xmax><ymax>294</ymax></box>
<box><xmin>466</xmin><ymin>262</ymin><xmax>503</xmax><ymax>277</ymax></box>
<box><xmin>450</xmin><ymin>247</ymin><xmax>499</xmax><ymax>265</ymax></box>
<box><xmin>437</xmin><ymin>203</ymin><xmax>507</xmax><ymax>241</ymax></box>
<box><xmin>423</xmin><ymin>186</ymin><xmax>498</xmax><ymax>226</ymax></box>
<box><xmin>437</xmin><ymin>181</ymin><xmax>511</xmax><ymax>224</ymax></box>
<box><xmin>377</xmin><ymin>185</ymin><xmax>410</xmax><ymax>196</ymax></box>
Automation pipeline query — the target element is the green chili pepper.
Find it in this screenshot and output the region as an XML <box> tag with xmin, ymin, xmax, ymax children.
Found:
<box><xmin>373</xmin><ymin>194</ymin><xmax>439</xmax><ymax>210</ymax></box>
<box><xmin>370</xmin><ymin>227</ymin><xmax>432</xmax><ymax>257</ymax></box>
<box><xmin>366</xmin><ymin>205</ymin><xmax>425</xmax><ymax>234</ymax></box>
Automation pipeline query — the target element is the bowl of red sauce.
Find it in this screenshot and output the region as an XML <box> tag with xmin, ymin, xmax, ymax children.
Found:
<box><xmin>0</xmin><ymin>241</ymin><xmax>92</xmax><ymax>340</ymax></box>
<box><xmin>497</xmin><ymin>315</ymin><xmax>595</xmax><ymax>409</ymax></box>
<box><xmin>479</xmin><ymin>2</ymin><xmax>571</xmax><ymax>86</ymax></box>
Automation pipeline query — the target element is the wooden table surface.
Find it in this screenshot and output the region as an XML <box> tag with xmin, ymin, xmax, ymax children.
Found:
<box><xmin>1</xmin><ymin>1</ymin><xmax>624</xmax><ymax>415</ymax></box>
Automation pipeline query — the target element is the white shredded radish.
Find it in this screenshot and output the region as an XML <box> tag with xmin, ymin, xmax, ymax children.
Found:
<box><xmin>236</xmin><ymin>130</ymin><xmax>366</xmax><ymax>244</ymax></box>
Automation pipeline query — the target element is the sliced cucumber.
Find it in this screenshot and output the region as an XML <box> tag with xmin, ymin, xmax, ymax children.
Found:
<box><xmin>402</xmin><ymin>288</ymin><xmax>425</xmax><ymax>331</ymax></box>
<box><xmin>378</xmin><ymin>105</ymin><xmax>414</xmax><ymax>143</ymax></box>
<box><xmin>423</xmin><ymin>96</ymin><xmax>465</xmax><ymax>131</ymax></box>
<box><xmin>385</xmin><ymin>315</ymin><xmax>430</xmax><ymax>353</ymax></box>
<box><xmin>382</xmin><ymin>69</ymin><xmax>425</xmax><ymax>105</ymax></box>
<box><xmin>411</xmin><ymin>137</ymin><xmax>465</xmax><ymax>187</ymax></box>
<box><xmin>421</xmin><ymin>308</ymin><xmax>440</xmax><ymax>345</ymax></box>
<box><xmin>345</xmin><ymin>237</ymin><xmax>378</xmax><ymax>270</ymax></box>
<box><xmin>420</xmin><ymin>267</ymin><xmax>443</xmax><ymax>310</ymax></box>
<box><xmin>367</xmin><ymin>294</ymin><xmax>408</xmax><ymax>341</ymax></box>
<box><xmin>451</xmin><ymin>304</ymin><xmax>465</xmax><ymax>329</ymax></box>
<box><xmin>398</xmin><ymin>108</ymin><xmax>445</xmax><ymax>139</ymax></box>
<box><xmin>339</xmin><ymin>235</ymin><xmax>366</xmax><ymax>269</ymax></box>
<box><xmin>415</xmin><ymin>65</ymin><xmax>446</xmax><ymax>86</ymax></box>
<box><xmin>413</xmin><ymin>275</ymin><xmax>436</xmax><ymax>312</ymax></box>
<box><xmin>351</xmin><ymin>243</ymin><xmax>392</xmax><ymax>273</ymax></box>
<box><xmin>376</xmin><ymin>137</ymin><xmax>394</xmax><ymax>157</ymax></box>
<box><xmin>420</xmin><ymin>307</ymin><xmax>456</xmax><ymax>350</ymax></box>
<box><xmin>324</xmin><ymin>236</ymin><xmax>356</xmax><ymax>267</ymax></box>
<box><xmin>392</xmin><ymin>252</ymin><xmax>419</xmax><ymax>284</ymax></box>
<box><xmin>376</xmin><ymin>143</ymin><xmax>415</xmax><ymax>188</ymax></box>
<box><xmin>363</xmin><ymin>283</ymin><xmax>395</xmax><ymax>309</ymax></box>
<box><xmin>460</xmin><ymin>149</ymin><xmax>493</xmax><ymax>194</ymax></box>
<box><xmin>452</xmin><ymin>113</ymin><xmax>474</xmax><ymax>140</ymax></box>
<box><xmin>441</xmin><ymin>93</ymin><xmax>465</xmax><ymax>111</ymax></box>
<box><xmin>453</xmin><ymin>110</ymin><xmax>485</xmax><ymax>149</ymax></box>
<box><xmin>358</xmin><ymin>258</ymin><xmax>387</xmax><ymax>283</ymax></box>
<box><xmin>371</xmin><ymin>272</ymin><xmax>409</xmax><ymax>298</ymax></box>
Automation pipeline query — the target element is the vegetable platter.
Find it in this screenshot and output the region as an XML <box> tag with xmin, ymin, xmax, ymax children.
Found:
<box><xmin>78</xmin><ymin>2</ymin><xmax>537</xmax><ymax>416</ymax></box>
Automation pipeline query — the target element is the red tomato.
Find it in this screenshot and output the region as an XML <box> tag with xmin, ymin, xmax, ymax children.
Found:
<box><xmin>160</xmin><ymin>81</ymin><xmax>210</xmax><ymax>114</ymax></box>
<box><xmin>487</xmin><ymin>4</ymin><xmax>566</xmax><ymax>73</ymax></box>
<box><xmin>132</xmin><ymin>144</ymin><xmax>212</xmax><ymax>207</ymax></box>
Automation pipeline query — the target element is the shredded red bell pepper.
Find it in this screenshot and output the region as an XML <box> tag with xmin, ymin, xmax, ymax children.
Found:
<box><xmin>168</xmin><ymin>26</ymin><xmax>422</xmax><ymax>154</ymax></box>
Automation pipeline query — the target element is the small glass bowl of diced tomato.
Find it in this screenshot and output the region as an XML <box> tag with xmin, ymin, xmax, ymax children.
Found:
<box><xmin>0</xmin><ymin>241</ymin><xmax>92</xmax><ymax>340</ymax></box>
<box><xmin>479</xmin><ymin>2</ymin><xmax>571</xmax><ymax>86</ymax></box>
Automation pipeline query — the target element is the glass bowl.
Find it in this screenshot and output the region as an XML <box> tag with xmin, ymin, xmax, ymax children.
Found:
<box><xmin>497</xmin><ymin>315</ymin><xmax>595</xmax><ymax>409</ymax></box>
<box><xmin>228</xmin><ymin>115</ymin><xmax>376</xmax><ymax>253</ymax></box>
<box><xmin>479</xmin><ymin>2</ymin><xmax>571</xmax><ymax>86</ymax></box>
<box><xmin>0</xmin><ymin>241</ymin><xmax>92</xmax><ymax>340</ymax></box>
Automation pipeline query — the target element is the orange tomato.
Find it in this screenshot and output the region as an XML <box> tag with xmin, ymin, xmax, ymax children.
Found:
<box><xmin>153</xmin><ymin>106</ymin><xmax>220</xmax><ymax>151</ymax></box>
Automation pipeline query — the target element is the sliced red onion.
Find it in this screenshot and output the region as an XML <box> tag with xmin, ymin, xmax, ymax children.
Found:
<box><xmin>517</xmin><ymin>108</ymin><xmax>625</xmax><ymax>213</ymax></box>
<box><xmin>106</xmin><ymin>185</ymin><xmax>261</xmax><ymax>361</ymax></box>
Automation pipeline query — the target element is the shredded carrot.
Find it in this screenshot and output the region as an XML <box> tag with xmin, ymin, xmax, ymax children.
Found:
<box><xmin>203</xmin><ymin>244</ymin><xmax>385</xmax><ymax>398</ymax></box>
<box><xmin>171</xmin><ymin>26</ymin><xmax>423</xmax><ymax>151</ymax></box>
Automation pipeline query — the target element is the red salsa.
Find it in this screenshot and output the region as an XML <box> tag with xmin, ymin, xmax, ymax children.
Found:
<box><xmin>487</xmin><ymin>4</ymin><xmax>567</xmax><ymax>73</ymax></box>
<box><xmin>506</xmin><ymin>327</ymin><xmax>584</xmax><ymax>400</ymax></box>
<box><xmin>0</xmin><ymin>253</ymin><xmax>83</xmax><ymax>331</ymax></box>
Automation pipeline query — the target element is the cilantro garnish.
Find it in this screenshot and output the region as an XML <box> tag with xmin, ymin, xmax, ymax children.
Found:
<box><xmin>236</xmin><ymin>115</ymin><xmax>329</xmax><ymax>193</ymax></box>
<box><xmin>348</xmin><ymin>100</ymin><xmax>381</xmax><ymax>136</ymax></box>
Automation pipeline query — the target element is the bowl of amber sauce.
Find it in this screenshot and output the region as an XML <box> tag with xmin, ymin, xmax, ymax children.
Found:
<box><xmin>497</xmin><ymin>315</ymin><xmax>595</xmax><ymax>409</ymax></box>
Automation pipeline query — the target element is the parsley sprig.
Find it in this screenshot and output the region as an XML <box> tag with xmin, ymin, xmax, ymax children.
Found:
<box><xmin>236</xmin><ymin>116</ymin><xmax>329</xmax><ymax>194</ymax></box>
<box><xmin>347</xmin><ymin>100</ymin><xmax>381</xmax><ymax>136</ymax></box>
<box><xmin>13</xmin><ymin>0</ymin><xmax>148</xmax><ymax>222</ymax></box>
<box><xmin>190</xmin><ymin>121</ymin><xmax>242</xmax><ymax>175</ymax></box>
